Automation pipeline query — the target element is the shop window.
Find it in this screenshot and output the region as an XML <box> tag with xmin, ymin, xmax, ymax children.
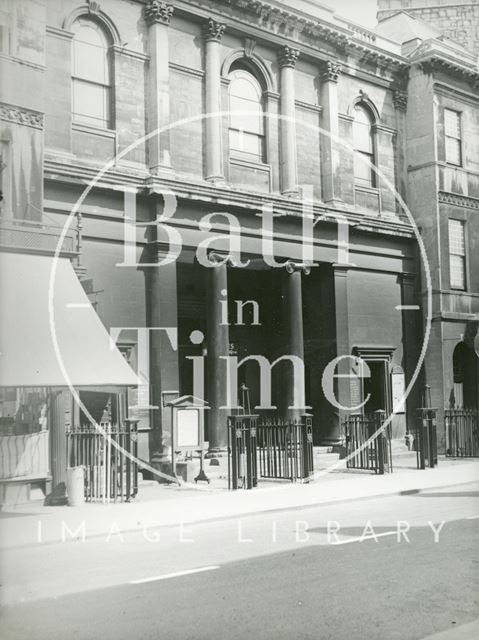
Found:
<box><xmin>448</xmin><ymin>219</ymin><xmax>466</xmax><ymax>290</ymax></box>
<box><xmin>353</xmin><ymin>103</ymin><xmax>376</xmax><ymax>187</ymax></box>
<box><xmin>71</xmin><ymin>17</ymin><xmax>113</xmax><ymax>129</ymax></box>
<box><xmin>444</xmin><ymin>108</ymin><xmax>462</xmax><ymax>166</ymax></box>
<box><xmin>228</xmin><ymin>67</ymin><xmax>266</xmax><ymax>163</ymax></box>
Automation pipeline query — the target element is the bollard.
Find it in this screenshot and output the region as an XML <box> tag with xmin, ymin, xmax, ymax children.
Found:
<box><xmin>66</xmin><ymin>466</ymin><xmax>85</xmax><ymax>506</ymax></box>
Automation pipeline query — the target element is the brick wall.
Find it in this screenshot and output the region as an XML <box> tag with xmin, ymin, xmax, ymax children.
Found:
<box><xmin>377</xmin><ymin>0</ymin><xmax>479</xmax><ymax>55</ymax></box>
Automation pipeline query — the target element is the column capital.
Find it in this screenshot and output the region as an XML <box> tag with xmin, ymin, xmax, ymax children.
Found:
<box><xmin>320</xmin><ymin>60</ymin><xmax>342</xmax><ymax>82</ymax></box>
<box><xmin>278</xmin><ymin>45</ymin><xmax>300</xmax><ymax>68</ymax></box>
<box><xmin>203</xmin><ymin>18</ymin><xmax>226</xmax><ymax>42</ymax></box>
<box><xmin>208</xmin><ymin>250</ymin><xmax>232</xmax><ymax>266</ymax></box>
<box><xmin>285</xmin><ymin>260</ymin><xmax>311</xmax><ymax>275</ymax></box>
<box><xmin>144</xmin><ymin>0</ymin><xmax>174</xmax><ymax>25</ymax></box>
<box><xmin>393</xmin><ymin>89</ymin><xmax>408</xmax><ymax>111</ymax></box>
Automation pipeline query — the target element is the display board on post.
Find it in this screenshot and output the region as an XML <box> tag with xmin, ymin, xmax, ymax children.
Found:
<box><xmin>167</xmin><ymin>396</ymin><xmax>210</xmax><ymax>483</ymax></box>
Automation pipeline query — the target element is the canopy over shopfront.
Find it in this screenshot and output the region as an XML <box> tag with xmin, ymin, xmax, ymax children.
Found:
<box><xmin>0</xmin><ymin>251</ymin><xmax>140</xmax><ymax>388</ymax></box>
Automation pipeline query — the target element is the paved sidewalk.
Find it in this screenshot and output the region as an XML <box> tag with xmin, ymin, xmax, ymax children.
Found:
<box><xmin>0</xmin><ymin>454</ymin><xmax>477</xmax><ymax>550</ymax></box>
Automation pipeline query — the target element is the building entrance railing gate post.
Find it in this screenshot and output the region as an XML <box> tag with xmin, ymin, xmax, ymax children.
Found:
<box><xmin>415</xmin><ymin>408</ymin><xmax>438</xmax><ymax>469</ymax></box>
<box><xmin>227</xmin><ymin>415</ymin><xmax>258</xmax><ymax>490</ymax></box>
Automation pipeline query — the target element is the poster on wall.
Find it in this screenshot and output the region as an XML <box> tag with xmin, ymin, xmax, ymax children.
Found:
<box><xmin>392</xmin><ymin>368</ymin><xmax>406</xmax><ymax>414</ymax></box>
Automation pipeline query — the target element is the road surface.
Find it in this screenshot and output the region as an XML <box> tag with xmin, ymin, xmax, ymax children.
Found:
<box><xmin>1</xmin><ymin>482</ymin><xmax>478</xmax><ymax>640</ymax></box>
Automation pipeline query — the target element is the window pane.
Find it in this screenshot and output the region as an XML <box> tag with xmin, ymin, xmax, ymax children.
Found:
<box><xmin>73</xmin><ymin>79</ymin><xmax>110</xmax><ymax>128</ymax></box>
<box><xmin>445</xmin><ymin>137</ymin><xmax>461</xmax><ymax>165</ymax></box>
<box><xmin>353</xmin><ymin>120</ymin><xmax>372</xmax><ymax>153</ymax></box>
<box><xmin>450</xmin><ymin>255</ymin><xmax>465</xmax><ymax>289</ymax></box>
<box><xmin>354</xmin><ymin>151</ymin><xmax>373</xmax><ymax>186</ymax></box>
<box><xmin>73</xmin><ymin>39</ymin><xmax>109</xmax><ymax>84</ymax></box>
<box><xmin>229</xmin><ymin>72</ymin><xmax>262</xmax><ymax>101</ymax></box>
<box><xmin>445</xmin><ymin>109</ymin><xmax>460</xmax><ymax>138</ymax></box>
<box><xmin>229</xmin><ymin>130</ymin><xmax>263</xmax><ymax>159</ymax></box>
<box><xmin>448</xmin><ymin>219</ymin><xmax>465</xmax><ymax>255</ymax></box>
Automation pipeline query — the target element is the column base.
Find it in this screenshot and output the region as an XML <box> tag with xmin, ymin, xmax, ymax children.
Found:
<box><xmin>281</xmin><ymin>188</ymin><xmax>300</xmax><ymax>198</ymax></box>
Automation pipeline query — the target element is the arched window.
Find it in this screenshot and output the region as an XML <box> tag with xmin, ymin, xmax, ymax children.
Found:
<box><xmin>228</xmin><ymin>68</ymin><xmax>265</xmax><ymax>162</ymax></box>
<box><xmin>353</xmin><ymin>104</ymin><xmax>375</xmax><ymax>187</ymax></box>
<box><xmin>71</xmin><ymin>18</ymin><xmax>112</xmax><ymax>128</ymax></box>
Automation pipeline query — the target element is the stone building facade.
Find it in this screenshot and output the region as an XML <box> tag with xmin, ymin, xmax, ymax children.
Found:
<box><xmin>0</xmin><ymin>0</ymin><xmax>477</xmax><ymax>470</ymax></box>
<box><xmin>377</xmin><ymin>0</ymin><xmax>479</xmax><ymax>55</ymax></box>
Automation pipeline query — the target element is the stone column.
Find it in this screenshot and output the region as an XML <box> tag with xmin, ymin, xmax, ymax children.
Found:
<box><xmin>278</xmin><ymin>45</ymin><xmax>300</xmax><ymax>196</ymax></box>
<box><xmin>320</xmin><ymin>61</ymin><xmax>342</xmax><ymax>204</ymax></box>
<box><xmin>47</xmin><ymin>388</ymin><xmax>69</xmax><ymax>505</ymax></box>
<box><xmin>332</xmin><ymin>263</ymin><xmax>351</xmax><ymax>439</ymax></box>
<box><xmin>206</xmin><ymin>253</ymin><xmax>230</xmax><ymax>453</ymax></box>
<box><xmin>147</xmin><ymin>242</ymin><xmax>179</xmax><ymax>468</ymax></box>
<box><xmin>144</xmin><ymin>1</ymin><xmax>174</xmax><ymax>174</ymax></box>
<box><xmin>203</xmin><ymin>19</ymin><xmax>226</xmax><ymax>183</ymax></box>
<box><xmin>282</xmin><ymin>261</ymin><xmax>310</xmax><ymax>419</ymax></box>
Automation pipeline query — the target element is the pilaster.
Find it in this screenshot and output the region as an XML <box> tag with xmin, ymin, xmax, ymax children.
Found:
<box><xmin>144</xmin><ymin>1</ymin><xmax>174</xmax><ymax>175</ymax></box>
<box><xmin>278</xmin><ymin>45</ymin><xmax>300</xmax><ymax>196</ymax></box>
<box><xmin>203</xmin><ymin>19</ymin><xmax>226</xmax><ymax>183</ymax></box>
<box><xmin>320</xmin><ymin>60</ymin><xmax>343</xmax><ymax>205</ymax></box>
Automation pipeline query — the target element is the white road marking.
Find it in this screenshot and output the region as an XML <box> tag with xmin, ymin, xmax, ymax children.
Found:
<box><xmin>466</xmin><ymin>515</ymin><xmax>479</xmax><ymax>520</ymax></box>
<box><xmin>331</xmin><ymin>531</ymin><xmax>398</xmax><ymax>545</ymax></box>
<box><xmin>129</xmin><ymin>565</ymin><xmax>220</xmax><ymax>585</ymax></box>
<box><xmin>65</xmin><ymin>303</ymin><xmax>91</xmax><ymax>308</ymax></box>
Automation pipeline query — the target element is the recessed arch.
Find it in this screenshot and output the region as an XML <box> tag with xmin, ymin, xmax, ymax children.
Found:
<box><xmin>63</xmin><ymin>4</ymin><xmax>121</xmax><ymax>46</ymax></box>
<box><xmin>221</xmin><ymin>49</ymin><xmax>275</xmax><ymax>93</ymax></box>
<box><xmin>348</xmin><ymin>92</ymin><xmax>381</xmax><ymax>123</ymax></box>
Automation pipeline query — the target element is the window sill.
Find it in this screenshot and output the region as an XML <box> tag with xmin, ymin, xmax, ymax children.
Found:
<box><xmin>72</xmin><ymin>122</ymin><xmax>116</xmax><ymax>138</ymax></box>
<box><xmin>229</xmin><ymin>156</ymin><xmax>270</xmax><ymax>172</ymax></box>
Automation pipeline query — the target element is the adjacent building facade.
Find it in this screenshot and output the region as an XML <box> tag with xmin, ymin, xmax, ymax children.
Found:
<box><xmin>0</xmin><ymin>0</ymin><xmax>477</xmax><ymax>487</ymax></box>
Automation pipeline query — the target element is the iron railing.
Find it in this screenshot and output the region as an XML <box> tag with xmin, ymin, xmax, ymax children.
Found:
<box><xmin>445</xmin><ymin>409</ymin><xmax>479</xmax><ymax>458</ymax></box>
<box><xmin>415</xmin><ymin>408</ymin><xmax>438</xmax><ymax>469</ymax></box>
<box><xmin>66</xmin><ymin>420</ymin><xmax>138</xmax><ymax>503</ymax></box>
<box><xmin>343</xmin><ymin>411</ymin><xmax>392</xmax><ymax>474</ymax></box>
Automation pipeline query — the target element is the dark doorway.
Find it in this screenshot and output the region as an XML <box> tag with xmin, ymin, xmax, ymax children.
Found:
<box><xmin>363</xmin><ymin>360</ymin><xmax>390</xmax><ymax>414</ymax></box>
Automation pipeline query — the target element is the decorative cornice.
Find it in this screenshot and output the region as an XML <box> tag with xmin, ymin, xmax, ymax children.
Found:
<box><xmin>438</xmin><ymin>191</ymin><xmax>479</xmax><ymax>211</ymax></box>
<box><xmin>418</xmin><ymin>56</ymin><xmax>479</xmax><ymax>89</ymax></box>
<box><xmin>393</xmin><ymin>89</ymin><xmax>408</xmax><ymax>111</ymax></box>
<box><xmin>0</xmin><ymin>103</ymin><xmax>44</xmax><ymax>129</ymax></box>
<box><xmin>144</xmin><ymin>1</ymin><xmax>174</xmax><ymax>26</ymax></box>
<box><xmin>320</xmin><ymin>60</ymin><xmax>342</xmax><ymax>82</ymax></box>
<box><xmin>203</xmin><ymin>18</ymin><xmax>226</xmax><ymax>42</ymax></box>
<box><xmin>278</xmin><ymin>45</ymin><xmax>300</xmax><ymax>68</ymax></box>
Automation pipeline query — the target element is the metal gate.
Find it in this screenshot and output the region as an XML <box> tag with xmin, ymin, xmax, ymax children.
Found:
<box><xmin>257</xmin><ymin>416</ymin><xmax>314</xmax><ymax>482</ymax></box>
<box><xmin>67</xmin><ymin>420</ymin><xmax>138</xmax><ymax>502</ymax></box>
<box><xmin>343</xmin><ymin>411</ymin><xmax>392</xmax><ymax>474</ymax></box>
<box><xmin>227</xmin><ymin>414</ymin><xmax>314</xmax><ymax>489</ymax></box>
<box><xmin>445</xmin><ymin>409</ymin><xmax>479</xmax><ymax>457</ymax></box>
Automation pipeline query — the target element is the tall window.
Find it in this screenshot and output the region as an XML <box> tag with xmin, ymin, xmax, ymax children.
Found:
<box><xmin>448</xmin><ymin>219</ymin><xmax>466</xmax><ymax>290</ymax></box>
<box><xmin>228</xmin><ymin>68</ymin><xmax>265</xmax><ymax>163</ymax></box>
<box><xmin>72</xmin><ymin>18</ymin><xmax>112</xmax><ymax>129</ymax></box>
<box><xmin>444</xmin><ymin>108</ymin><xmax>462</xmax><ymax>166</ymax></box>
<box><xmin>353</xmin><ymin>104</ymin><xmax>375</xmax><ymax>187</ymax></box>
